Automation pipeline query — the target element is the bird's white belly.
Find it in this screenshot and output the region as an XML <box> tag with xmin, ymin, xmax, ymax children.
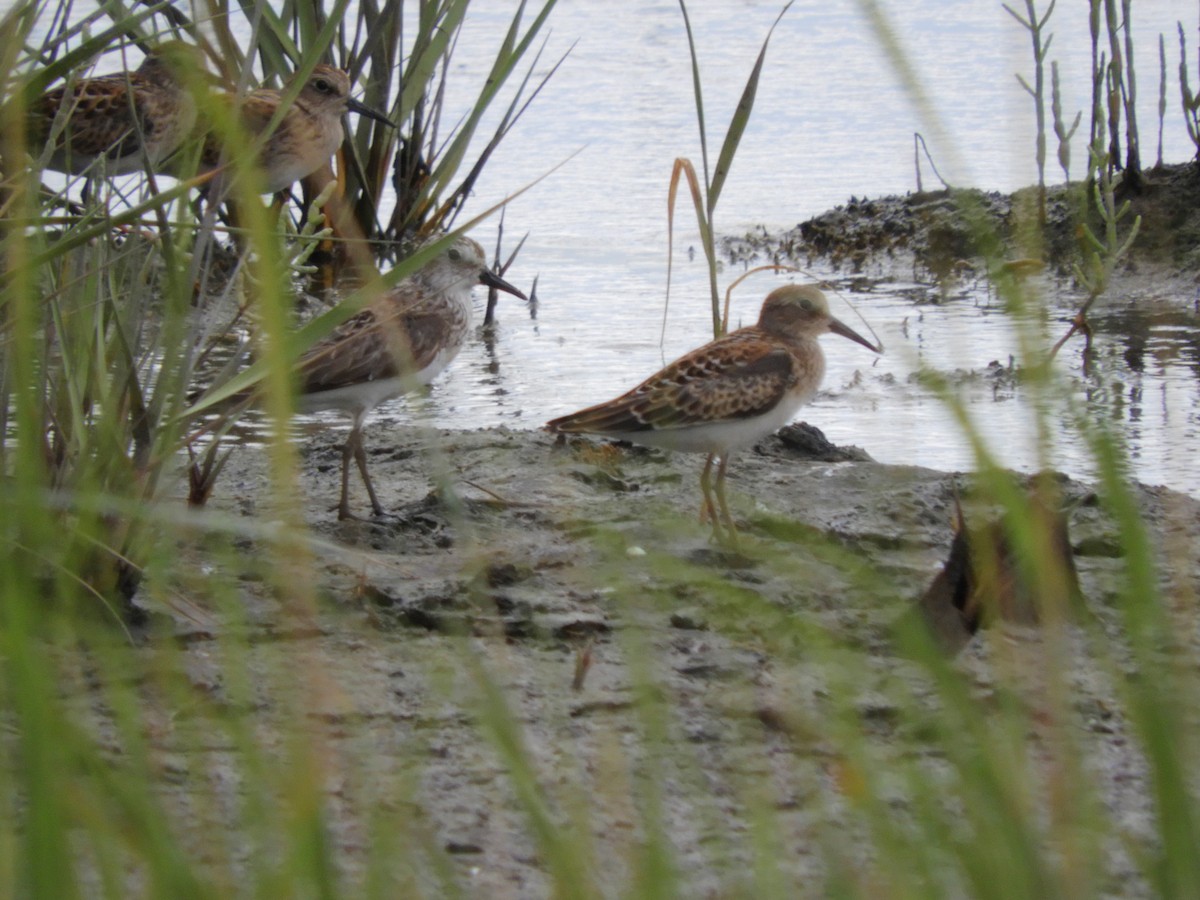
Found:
<box><xmin>296</xmin><ymin>377</ymin><xmax>411</xmax><ymax>416</ymax></box>
<box><xmin>615</xmin><ymin>389</ymin><xmax>811</xmax><ymax>455</ymax></box>
<box><xmin>415</xmin><ymin>347</ymin><xmax>457</xmax><ymax>386</ymax></box>
<box><xmin>296</xmin><ymin>350</ymin><xmax>460</xmax><ymax>417</ymax></box>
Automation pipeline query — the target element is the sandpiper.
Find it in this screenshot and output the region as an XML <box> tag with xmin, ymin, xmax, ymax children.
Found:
<box><xmin>30</xmin><ymin>42</ymin><xmax>199</xmax><ymax>178</ymax></box>
<box><xmin>201</xmin><ymin>64</ymin><xmax>393</xmax><ymax>196</ymax></box>
<box><xmin>297</xmin><ymin>235</ymin><xmax>525</xmax><ymax>520</ymax></box>
<box><xmin>546</xmin><ymin>284</ymin><xmax>880</xmax><ymax>543</ymax></box>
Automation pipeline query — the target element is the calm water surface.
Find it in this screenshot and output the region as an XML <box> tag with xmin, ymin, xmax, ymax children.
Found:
<box><xmin>380</xmin><ymin>1</ymin><xmax>1200</xmax><ymax>497</ymax></box>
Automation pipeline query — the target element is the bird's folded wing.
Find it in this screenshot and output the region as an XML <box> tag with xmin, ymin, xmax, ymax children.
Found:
<box><xmin>553</xmin><ymin>339</ymin><xmax>796</xmax><ymax>434</ymax></box>
<box><xmin>297</xmin><ymin>304</ymin><xmax>454</xmax><ymax>392</ymax></box>
<box><xmin>34</xmin><ymin>80</ymin><xmax>138</xmax><ymax>155</ymax></box>
<box><xmin>298</xmin><ymin>310</ymin><xmax>398</xmax><ymax>391</ymax></box>
<box><xmin>639</xmin><ymin>345</ymin><xmax>796</xmax><ymax>427</ymax></box>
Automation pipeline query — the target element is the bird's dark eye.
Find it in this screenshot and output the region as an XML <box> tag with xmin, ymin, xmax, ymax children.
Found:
<box><xmin>315</xmin><ymin>78</ymin><xmax>332</xmax><ymax>93</ymax></box>
<box><xmin>448</xmin><ymin>248</ymin><xmax>462</xmax><ymax>262</ymax></box>
<box><xmin>799</xmin><ymin>299</ymin><xmax>813</xmax><ymax>311</ymax></box>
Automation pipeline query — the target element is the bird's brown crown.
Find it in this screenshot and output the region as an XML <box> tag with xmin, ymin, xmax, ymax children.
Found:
<box><xmin>757</xmin><ymin>284</ymin><xmax>832</xmax><ymax>335</ymax></box>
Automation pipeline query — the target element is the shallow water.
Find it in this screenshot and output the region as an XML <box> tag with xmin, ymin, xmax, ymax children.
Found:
<box><xmin>365</xmin><ymin>0</ymin><xmax>1200</xmax><ymax>496</ymax></box>
<box><xmin>389</xmin><ymin>265</ymin><xmax>1199</xmax><ymax>498</ymax></box>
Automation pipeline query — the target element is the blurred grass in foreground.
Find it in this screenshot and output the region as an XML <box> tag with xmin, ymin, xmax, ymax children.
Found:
<box><xmin>0</xmin><ymin>0</ymin><xmax>1198</xmax><ymax>897</ymax></box>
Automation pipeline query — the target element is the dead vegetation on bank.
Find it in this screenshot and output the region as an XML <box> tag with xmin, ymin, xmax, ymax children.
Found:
<box><xmin>721</xmin><ymin>161</ymin><xmax>1200</xmax><ymax>281</ymax></box>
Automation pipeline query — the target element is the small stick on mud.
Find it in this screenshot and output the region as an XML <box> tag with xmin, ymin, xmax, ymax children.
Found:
<box><xmin>572</xmin><ymin>636</ymin><xmax>595</xmax><ymax>691</ymax></box>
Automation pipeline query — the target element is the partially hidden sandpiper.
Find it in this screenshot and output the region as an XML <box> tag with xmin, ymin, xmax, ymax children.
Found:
<box><xmin>546</xmin><ymin>284</ymin><xmax>881</xmax><ymax>544</ymax></box>
<box><xmin>297</xmin><ymin>235</ymin><xmax>525</xmax><ymax>520</ymax></box>
<box><xmin>30</xmin><ymin>42</ymin><xmax>199</xmax><ymax>178</ymax></box>
<box><xmin>201</xmin><ymin>64</ymin><xmax>393</xmax><ymax>197</ymax></box>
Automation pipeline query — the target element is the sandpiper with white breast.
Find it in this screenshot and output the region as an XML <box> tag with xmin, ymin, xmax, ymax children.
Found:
<box><xmin>201</xmin><ymin>64</ymin><xmax>393</xmax><ymax>197</ymax></box>
<box><xmin>546</xmin><ymin>284</ymin><xmax>881</xmax><ymax>543</ymax></box>
<box><xmin>297</xmin><ymin>235</ymin><xmax>526</xmax><ymax>520</ymax></box>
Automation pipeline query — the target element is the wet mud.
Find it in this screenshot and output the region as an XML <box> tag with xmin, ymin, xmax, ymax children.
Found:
<box><xmin>126</xmin><ymin>423</ymin><xmax>1200</xmax><ymax>895</ymax></box>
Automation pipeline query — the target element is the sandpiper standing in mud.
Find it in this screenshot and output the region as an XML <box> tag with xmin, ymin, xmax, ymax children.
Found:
<box><xmin>547</xmin><ymin>284</ymin><xmax>881</xmax><ymax>543</ymax></box>
<box><xmin>290</xmin><ymin>235</ymin><xmax>525</xmax><ymax>520</ymax></box>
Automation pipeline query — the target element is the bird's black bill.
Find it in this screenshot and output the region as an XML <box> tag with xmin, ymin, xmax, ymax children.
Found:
<box><xmin>347</xmin><ymin>97</ymin><xmax>396</xmax><ymax>128</ymax></box>
<box><xmin>479</xmin><ymin>268</ymin><xmax>527</xmax><ymax>301</ymax></box>
<box><xmin>830</xmin><ymin>317</ymin><xmax>882</xmax><ymax>354</ymax></box>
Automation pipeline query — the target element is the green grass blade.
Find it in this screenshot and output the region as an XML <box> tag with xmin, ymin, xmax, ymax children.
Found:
<box><xmin>707</xmin><ymin>1</ymin><xmax>793</xmax><ymax>214</ymax></box>
<box><xmin>677</xmin><ymin>0</ymin><xmax>710</xmax><ymax>189</ymax></box>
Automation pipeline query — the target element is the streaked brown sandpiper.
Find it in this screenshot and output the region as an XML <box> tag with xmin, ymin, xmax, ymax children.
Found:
<box><xmin>546</xmin><ymin>284</ymin><xmax>880</xmax><ymax>543</ymax></box>
<box><xmin>296</xmin><ymin>235</ymin><xmax>525</xmax><ymax>520</ymax></box>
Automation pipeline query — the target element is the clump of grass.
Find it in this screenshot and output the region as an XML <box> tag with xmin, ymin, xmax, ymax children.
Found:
<box><xmin>1048</xmin><ymin>141</ymin><xmax>1142</xmax><ymax>363</ymax></box>
<box><xmin>378</xmin><ymin>2</ymin><xmax>567</xmax><ymax>247</ymax></box>
<box><xmin>0</xmin><ymin>0</ymin><xmax>563</xmax><ymax>892</ymax></box>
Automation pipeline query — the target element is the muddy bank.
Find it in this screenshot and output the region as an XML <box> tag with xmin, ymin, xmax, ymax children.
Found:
<box><xmin>721</xmin><ymin>161</ymin><xmax>1200</xmax><ymax>282</ymax></box>
<box><xmin>128</xmin><ymin>423</ymin><xmax>1200</xmax><ymax>895</ymax></box>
